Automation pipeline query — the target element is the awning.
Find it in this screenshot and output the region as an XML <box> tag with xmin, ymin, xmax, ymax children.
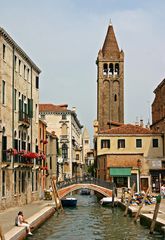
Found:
<box><xmin>110</xmin><ymin>167</ymin><xmax>131</xmax><ymax>176</ymax></box>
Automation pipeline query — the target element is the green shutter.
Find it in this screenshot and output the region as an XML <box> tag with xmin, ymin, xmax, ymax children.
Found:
<box><xmin>110</xmin><ymin>168</ymin><xmax>131</xmax><ymax>176</ymax></box>
<box><xmin>28</xmin><ymin>99</ymin><xmax>33</xmax><ymax>118</ymax></box>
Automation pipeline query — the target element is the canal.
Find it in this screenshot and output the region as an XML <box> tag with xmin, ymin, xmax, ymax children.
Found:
<box><xmin>30</xmin><ymin>194</ymin><xmax>164</xmax><ymax>240</ymax></box>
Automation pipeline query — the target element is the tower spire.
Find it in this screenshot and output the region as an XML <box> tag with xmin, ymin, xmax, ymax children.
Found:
<box><xmin>102</xmin><ymin>24</ymin><xmax>120</xmax><ymax>59</ymax></box>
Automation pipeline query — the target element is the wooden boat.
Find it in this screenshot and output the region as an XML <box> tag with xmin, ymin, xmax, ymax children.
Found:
<box><xmin>61</xmin><ymin>197</ymin><xmax>77</xmax><ymax>207</ymax></box>
<box><xmin>80</xmin><ymin>188</ymin><xmax>91</xmax><ymax>195</ymax></box>
<box><xmin>100</xmin><ymin>197</ymin><xmax>118</xmax><ymax>206</ymax></box>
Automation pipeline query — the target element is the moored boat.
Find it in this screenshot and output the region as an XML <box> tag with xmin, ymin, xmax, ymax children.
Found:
<box><xmin>80</xmin><ymin>188</ymin><xmax>91</xmax><ymax>195</ymax></box>
<box><xmin>100</xmin><ymin>197</ymin><xmax>118</xmax><ymax>206</ymax></box>
<box><xmin>61</xmin><ymin>197</ymin><xmax>77</xmax><ymax>207</ymax></box>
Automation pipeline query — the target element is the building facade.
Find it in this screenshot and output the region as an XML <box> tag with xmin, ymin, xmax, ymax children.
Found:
<box><xmin>151</xmin><ymin>78</ymin><xmax>165</xmax><ymax>189</ymax></box>
<box><xmin>39</xmin><ymin>104</ymin><xmax>83</xmax><ymax>181</ymax></box>
<box><xmin>96</xmin><ymin>23</ymin><xmax>124</xmax><ymax>131</ymax></box>
<box><xmin>82</xmin><ymin>127</ymin><xmax>91</xmax><ymax>167</ymax></box>
<box><xmin>94</xmin><ymin>123</ymin><xmax>164</xmax><ymax>192</ymax></box>
<box><xmin>0</xmin><ymin>28</ymin><xmax>41</xmax><ymax>209</ymax></box>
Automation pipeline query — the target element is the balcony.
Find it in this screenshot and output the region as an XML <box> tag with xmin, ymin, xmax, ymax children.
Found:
<box><xmin>60</xmin><ymin>135</ymin><xmax>69</xmax><ymax>143</ymax></box>
<box><xmin>19</xmin><ymin>112</ymin><xmax>30</xmax><ymax>128</ymax></box>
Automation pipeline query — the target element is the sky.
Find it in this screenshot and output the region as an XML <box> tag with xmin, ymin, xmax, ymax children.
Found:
<box><xmin>1</xmin><ymin>0</ymin><xmax>165</xmax><ymax>141</ymax></box>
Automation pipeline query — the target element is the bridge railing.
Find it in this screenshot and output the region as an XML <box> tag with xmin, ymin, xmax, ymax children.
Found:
<box><xmin>56</xmin><ymin>176</ymin><xmax>115</xmax><ymax>190</ymax></box>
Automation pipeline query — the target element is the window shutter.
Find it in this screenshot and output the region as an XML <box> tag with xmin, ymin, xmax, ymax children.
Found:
<box><xmin>28</xmin><ymin>99</ymin><xmax>33</xmax><ymax>118</ymax></box>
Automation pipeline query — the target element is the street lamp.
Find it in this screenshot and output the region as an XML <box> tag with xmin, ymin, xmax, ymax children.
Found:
<box><xmin>137</xmin><ymin>159</ymin><xmax>141</xmax><ymax>192</ymax></box>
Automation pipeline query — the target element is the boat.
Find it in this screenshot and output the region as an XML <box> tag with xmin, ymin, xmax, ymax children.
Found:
<box><xmin>61</xmin><ymin>197</ymin><xmax>77</xmax><ymax>207</ymax></box>
<box><xmin>80</xmin><ymin>188</ymin><xmax>91</xmax><ymax>195</ymax></box>
<box><xmin>100</xmin><ymin>197</ymin><xmax>118</xmax><ymax>206</ymax></box>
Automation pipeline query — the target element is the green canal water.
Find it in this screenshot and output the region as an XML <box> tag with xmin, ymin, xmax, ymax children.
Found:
<box><xmin>30</xmin><ymin>194</ymin><xmax>164</xmax><ymax>240</ymax></box>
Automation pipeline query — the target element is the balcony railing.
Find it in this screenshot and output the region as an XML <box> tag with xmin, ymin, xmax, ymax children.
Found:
<box><xmin>19</xmin><ymin>112</ymin><xmax>30</xmax><ymax>127</ymax></box>
<box><xmin>2</xmin><ymin>151</ymin><xmax>42</xmax><ymax>165</ymax></box>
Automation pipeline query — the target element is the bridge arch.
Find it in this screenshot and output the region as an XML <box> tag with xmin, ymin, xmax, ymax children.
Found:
<box><xmin>58</xmin><ymin>183</ymin><xmax>112</xmax><ymax>199</ymax></box>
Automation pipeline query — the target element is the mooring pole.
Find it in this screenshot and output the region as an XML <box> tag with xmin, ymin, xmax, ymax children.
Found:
<box><xmin>150</xmin><ymin>195</ymin><xmax>161</xmax><ymax>234</ymax></box>
<box><xmin>0</xmin><ymin>225</ymin><xmax>5</xmax><ymax>240</ymax></box>
<box><xmin>124</xmin><ymin>183</ymin><xmax>135</xmax><ymax>217</ymax></box>
<box><xmin>134</xmin><ymin>187</ymin><xmax>150</xmax><ymax>222</ymax></box>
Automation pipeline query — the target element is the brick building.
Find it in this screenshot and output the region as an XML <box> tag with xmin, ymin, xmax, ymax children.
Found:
<box><xmin>151</xmin><ymin>78</ymin><xmax>165</xmax><ymax>133</ymax></box>
<box><xmin>96</xmin><ymin>23</ymin><xmax>124</xmax><ymax>131</ymax></box>
<box><xmin>151</xmin><ymin>78</ymin><xmax>165</xmax><ymax>188</ymax></box>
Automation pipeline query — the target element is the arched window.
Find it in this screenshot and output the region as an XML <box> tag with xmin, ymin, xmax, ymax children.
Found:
<box><xmin>103</xmin><ymin>63</ymin><xmax>108</xmax><ymax>76</ymax></box>
<box><xmin>109</xmin><ymin>63</ymin><xmax>113</xmax><ymax>75</ymax></box>
<box><xmin>115</xmin><ymin>63</ymin><xmax>119</xmax><ymax>75</ymax></box>
<box><xmin>114</xmin><ymin>94</ymin><xmax>117</xmax><ymax>102</ymax></box>
<box><xmin>62</xmin><ymin>143</ymin><xmax>68</xmax><ymax>160</ymax></box>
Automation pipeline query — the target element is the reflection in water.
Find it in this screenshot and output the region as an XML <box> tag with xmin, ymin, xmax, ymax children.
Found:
<box><xmin>30</xmin><ymin>194</ymin><xmax>164</xmax><ymax>240</ymax></box>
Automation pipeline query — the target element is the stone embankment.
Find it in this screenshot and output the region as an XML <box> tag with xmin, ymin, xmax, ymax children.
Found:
<box><xmin>118</xmin><ymin>199</ymin><xmax>165</xmax><ymax>233</ymax></box>
<box><xmin>0</xmin><ymin>200</ymin><xmax>56</xmax><ymax>240</ymax></box>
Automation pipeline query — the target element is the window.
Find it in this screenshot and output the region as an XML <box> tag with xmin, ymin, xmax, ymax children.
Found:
<box><xmin>14</xmin><ymin>55</ymin><xmax>17</xmax><ymax>70</ymax></box>
<box><xmin>76</xmin><ymin>154</ymin><xmax>79</xmax><ymax>160</ymax></box>
<box><xmin>136</xmin><ymin>139</ymin><xmax>142</xmax><ymax>148</ymax></box>
<box><xmin>32</xmin><ymin>172</ymin><xmax>34</xmax><ymax>192</ymax></box>
<box><xmin>103</xmin><ymin>63</ymin><xmax>108</xmax><ymax>75</ymax></box>
<box><xmin>24</xmin><ymin>65</ymin><xmax>26</xmax><ymax>79</ymax></box>
<box><xmin>2</xmin><ymin>80</ymin><xmax>5</xmax><ymax>105</ymax></box>
<box><xmin>118</xmin><ymin>139</ymin><xmax>125</xmax><ymax>148</ymax></box>
<box><xmin>114</xmin><ymin>94</ymin><xmax>117</xmax><ymax>102</ymax></box>
<box><xmin>162</xmin><ymin>161</ymin><xmax>165</xmax><ymax>168</ymax></box>
<box><xmin>19</xmin><ymin>60</ymin><xmax>21</xmax><ymax>74</ymax></box>
<box><xmin>50</xmin><ymin>156</ymin><xmax>52</xmax><ymax>170</ymax></box>
<box><xmin>62</xmin><ymin>143</ymin><xmax>68</xmax><ymax>160</ymax></box>
<box><xmin>115</xmin><ymin>63</ymin><xmax>119</xmax><ymax>75</ymax></box>
<box><xmin>109</xmin><ymin>63</ymin><xmax>113</xmax><ymax>75</ymax></box>
<box><xmin>153</xmin><ymin>139</ymin><xmax>158</xmax><ymax>148</ymax></box>
<box><xmin>101</xmin><ymin>139</ymin><xmax>110</xmax><ymax>149</ymax></box>
<box><xmin>36</xmin><ymin>76</ymin><xmax>39</xmax><ymax>89</ymax></box>
<box><xmin>27</xmin><ymin>68</ymin><xmax>30</xmax><ymax>81</ymax></box>
<box><xmin>85</xmin><ymin>140</ymin><xmax>89</xmax><ymax>144</ymax></box>
<box><xmin>2</xmin><ymin>170</ymin><xmax>5</xmax><ymax>197</ymax></box>
<box><xmin>3</xmin><ymin>44</ymin><xmax>6</xmax><ymax>60</ymax></box>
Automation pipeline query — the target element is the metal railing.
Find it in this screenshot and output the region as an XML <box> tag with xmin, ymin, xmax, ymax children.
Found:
<box><xmin>57</xmin><ymin>176</ymin><xmax>115</xmax><ymax>190</ymax></box>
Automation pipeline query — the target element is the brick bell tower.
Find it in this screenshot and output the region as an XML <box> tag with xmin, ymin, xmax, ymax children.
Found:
<box><xmin>96</xmin><ymin>23</ymin><xmax>124</xmax><ymax>130</ymax></box>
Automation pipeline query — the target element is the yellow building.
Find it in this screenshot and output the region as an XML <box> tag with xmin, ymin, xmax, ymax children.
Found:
<box><xmin>94</xmin><ymin>123</ymin><xmax>164</xmax><ymax>192</ymax></box>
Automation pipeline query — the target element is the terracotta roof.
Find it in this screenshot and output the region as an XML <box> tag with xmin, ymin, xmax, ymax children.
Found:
<box><xmin>102</xmin><ymin>24</ymin><xmax>120</xmax><ymax>59</ymax></box>
<box><xmin>39</xmin><ymin>104</ymin><xmax>68</xmax><ymax>112</ymax></box>
<box><xmin>99</xmin><ymin>124</ymin><xmax>157</xmax><ymax>135</ymax></box>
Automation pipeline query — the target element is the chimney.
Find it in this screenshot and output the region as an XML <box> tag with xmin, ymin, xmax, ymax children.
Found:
<box><xmin>72</xmin><ymin>107</ymin><xmax>76</xmax><ymax>112</ymax></box>
<box><xmin>140</xmin><ymin>119</ymin><xmax>143</xmax><ymax>127</ymax></box>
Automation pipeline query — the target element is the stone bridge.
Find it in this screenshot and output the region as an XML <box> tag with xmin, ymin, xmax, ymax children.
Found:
<box><xmin>56</xmin><ymin>177</ymin><xmax>115</xmax><ymax>199</ymax></box>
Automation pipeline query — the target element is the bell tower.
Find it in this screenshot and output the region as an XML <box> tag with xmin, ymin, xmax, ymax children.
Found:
<box><xmin>96</xmin><ymin>23</ymin><xmax>124</xmax><ymax>130</ymax></box>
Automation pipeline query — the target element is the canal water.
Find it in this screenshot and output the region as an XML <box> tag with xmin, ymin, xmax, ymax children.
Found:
<box><xmin>30</xmin><ymin>194</ymin><xmax>164</xmax><ymax>240</ymax></box>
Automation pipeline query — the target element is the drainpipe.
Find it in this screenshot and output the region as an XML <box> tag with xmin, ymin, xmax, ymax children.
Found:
<box><xmin>30</xmin><ymin>67</ymin><xmax>33</xmax><ymax>152</ymax></box>
<box><xmin>12</xmin><ymin>46</ymin><xmax>15</xmax><ymax>170</ymax></box>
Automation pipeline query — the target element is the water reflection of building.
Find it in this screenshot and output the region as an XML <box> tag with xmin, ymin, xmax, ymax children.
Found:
<box><xmin>39</xmin><ymin>104</ymin><xmax>83</xmax><ymax>181</ymax></box>
<box><xmin>0</xmin><ymin>27</ymin><xmax>41</xmax><ymax>209</ymax></box>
